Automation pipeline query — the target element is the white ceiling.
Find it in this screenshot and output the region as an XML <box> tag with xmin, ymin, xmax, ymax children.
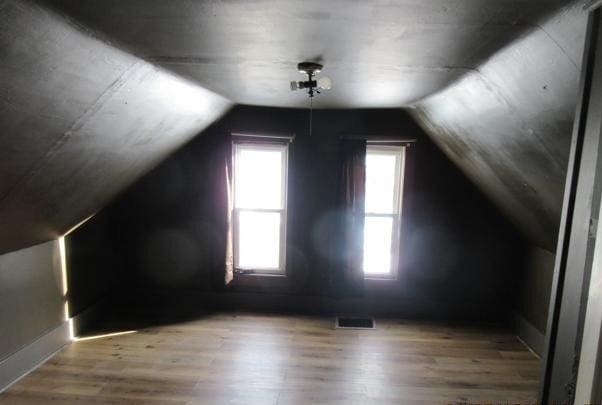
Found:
<box><xmin>44</xmin><ymin>0</ymin><xmax>572</xmax><ymax>108</ymax></box>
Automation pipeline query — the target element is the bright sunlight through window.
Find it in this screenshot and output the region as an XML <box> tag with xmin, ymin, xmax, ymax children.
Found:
<box><xmin>234</xmin><ymin>142</ymin><xmax>288</xmax><ymax>272</ymax></box>
<box><xmin>364</xmin><ymin>145</ymin><xmax>405</xmax><ymax>277</ymax></box>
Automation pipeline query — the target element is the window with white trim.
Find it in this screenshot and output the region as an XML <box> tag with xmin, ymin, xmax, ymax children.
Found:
<box><xmin>363</xmin><ymin>145</ymin><xmax>406</xmax><ymax>278</ymax></box>
<box><xmin>233</xmin><ymin>142</ymin><xmax>288</xmax><ymax>274</ymax></box>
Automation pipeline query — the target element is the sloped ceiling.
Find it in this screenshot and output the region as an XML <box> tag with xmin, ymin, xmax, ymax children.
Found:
<box><xmin>0</xmin><ymin>0</ymin><xmax>232</xmax><ymax>254</ymax></box>
<box><xmin>411</xmin><ymin>2</ymin><xmax>587</xmax><ymax>250</ymax></box>
<box><xmin>39</xmin><ymin>0</ymin><xmax>587</xmax><ymax>251</ymax></box>
<box><xmin>0</xmin><ymin>0</ymin><xmax>588</xmax><ymax>253</ymax></box>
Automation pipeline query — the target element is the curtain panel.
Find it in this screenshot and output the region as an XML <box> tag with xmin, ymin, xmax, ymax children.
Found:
<box><xmin>211</xmin><ymin>134</ymin><xmax>234</xmax><ymax>288</ymax></box>
<box><xmin>334</xmin><ymin>139</ymin><xmax>366</xmax><ymax>296</ymax></box>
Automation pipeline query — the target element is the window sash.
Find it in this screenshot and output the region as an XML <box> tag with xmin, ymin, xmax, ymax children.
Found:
<box><xmin>363</xmin><ymin>145</ymin><xmax>406</xmax><ymax>279</ymax></box>
<box><xmin>232</xmin><ymin>141</ymin><xmax>288</xmax><ymax>274</ymax></box>
<box><xmin>365</xmin><ymin>145</ymin><xmax>404</xmax><ymax>216</ymax></box>
<box><xmin>363</xmin><ymin>213</ymin><xmax>400</xmax><ymax>277</ymax></box>
<box><xmin>233</xmin><ymin>142</ymin><xmax>287</xmax><ymax>210</ymax></box>
<box><xmin>233</xmin><ymin>208</ymin><xmax>286</xmax><ymax>273</ymax></box>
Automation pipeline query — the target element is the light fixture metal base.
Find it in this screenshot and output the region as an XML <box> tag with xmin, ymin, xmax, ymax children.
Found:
<box><xmin>297</xmin><ymin>62</ymin><xmax>323</xmax><ymax>76</ymax></box>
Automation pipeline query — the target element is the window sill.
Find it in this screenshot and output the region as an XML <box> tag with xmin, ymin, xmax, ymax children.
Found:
<box><xmin>231</xmin><ymin>271</ymin><xmax>288</xmax><ymax>290</ymax></box>
<box><xmin>234</xmin><ymin>268</ymin><xmax>286</xmax><ymax>277</ymax></box>
<box><xmin>234</xmin><ymin>270</ymin><xmax>286</xmax><ymax>278</ymax></box>
<box><xmin>364</xmin><ymin>275</ymin><xmax>397</xmax><ymax>281</ymax></box>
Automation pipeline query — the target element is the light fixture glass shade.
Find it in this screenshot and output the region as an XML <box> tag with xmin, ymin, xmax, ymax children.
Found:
<box><xmin>317</xmin><ymin>76</ymin><xmax>332</xmax><ymax>90</ymax></box>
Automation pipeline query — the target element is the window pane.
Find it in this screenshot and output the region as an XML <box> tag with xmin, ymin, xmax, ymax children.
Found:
<box><xmin>238</xmin><ymin>211</ymin><xmax>281</xmax><ymax>269</ymax></box>
<box><xmin>365</xmin><ymin>153</ymin><xmax>397</xmax><ymax>214</ymax></box>
<box><xmin>363</xmin><ymin>216</ymin><xmax>393</xmax><ymax>275</ymax></box>
<box><xmin>235</xmin><ymin>148</ymin><xmax>283</xmax><ymax>209</ymax></box>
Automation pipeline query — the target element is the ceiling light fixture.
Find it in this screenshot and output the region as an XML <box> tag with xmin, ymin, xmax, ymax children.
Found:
<box><xmin>290</xmin><ymin>62</ymin><xmax>332</xmax><ymax>98</ymax></box>
<box><xmin>290</xmin><ymin>62</ymin><xmax>332</xmax><ymax>137</ymax></box>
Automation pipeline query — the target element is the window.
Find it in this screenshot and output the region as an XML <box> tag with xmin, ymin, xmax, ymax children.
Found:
<box><xmin>363</xmin><ymin>145</ymin><xmax>405</xmax><ymax>278</ymax></box>
<box><xmin>233</xmin><ymin>142</ymin><xmax>288</xmax><ymax>274</ymax></box>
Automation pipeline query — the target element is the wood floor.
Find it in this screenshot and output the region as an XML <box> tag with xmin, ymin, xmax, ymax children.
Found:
<box><xmin>0</xmin><ymin>313</ymin><xmax>539</xmax><ymax>404</ymax></box>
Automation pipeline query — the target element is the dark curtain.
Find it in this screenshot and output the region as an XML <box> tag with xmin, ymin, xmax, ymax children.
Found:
<box><xmin>332</xmin><ymin>139</ymin><xmax>366</xmax><ymax>296</ymax></box>
<box><xmin>211</xmin><ymin>133</ymin><xmax>234</xmax><ymax>288</ymax></box>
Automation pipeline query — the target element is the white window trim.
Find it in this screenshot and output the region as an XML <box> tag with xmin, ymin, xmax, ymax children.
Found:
<box><xmin>364</xmin><ymin>145</ymin><xmax>406</xmax><ymax>279</ymax></box>
<box><xmin>232</xmin><ymin>141</ymin><xmax>288</xmax><ymax>274</ymax></box>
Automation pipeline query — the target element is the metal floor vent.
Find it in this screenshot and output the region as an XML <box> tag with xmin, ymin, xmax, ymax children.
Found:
<box><xmin>335</xmin><ymin>316</ymin><xmax>375</xmax><ymax>329</ymax></box>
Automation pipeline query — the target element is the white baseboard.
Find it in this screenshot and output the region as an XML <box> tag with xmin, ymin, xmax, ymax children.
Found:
<box><xmin>513</xmin><ymin>311</ymin><xmax>545</xmax><ymax>358</ymax></box>
<box><xmin>0</xmin><ymin>322</ymin><xmax>70</xmax><ymax>393</ymax></box>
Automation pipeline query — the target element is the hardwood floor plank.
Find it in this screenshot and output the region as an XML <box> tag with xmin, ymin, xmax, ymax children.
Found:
<box><xmin>0</xmin><ymin>312</ymin><xmax>539</xmax><ymax>404</ymax></box>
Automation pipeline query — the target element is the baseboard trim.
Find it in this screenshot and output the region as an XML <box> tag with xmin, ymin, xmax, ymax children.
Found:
<box><xmin>513</xmin><ymin>311</ymin><xmax>545</xmax><ymax>358</ymax></box>
<box><xmin>0</xmin><ymin>322</ymin><xmax>70</xmax><ymax>393</ymax></box>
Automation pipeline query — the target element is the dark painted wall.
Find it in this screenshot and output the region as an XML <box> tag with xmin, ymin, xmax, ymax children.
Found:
<box><xmin>0</xmin><ymin>241</ymin><xmax>65</xmax><ymax>361</ymax></box>
<box><xmin>65</xmin><ymin>211</ymin><xmax>123</xmax><ymax>318</ymax></box>
<box><xmin>80</xmin><ymin>106</ymin><xmax>526</xmax><ymax>321</ymax></box>
<box><xmin>517</xmin><ymin>247</ymin><xmax>555</xmax><ymax>333</ymax></box>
